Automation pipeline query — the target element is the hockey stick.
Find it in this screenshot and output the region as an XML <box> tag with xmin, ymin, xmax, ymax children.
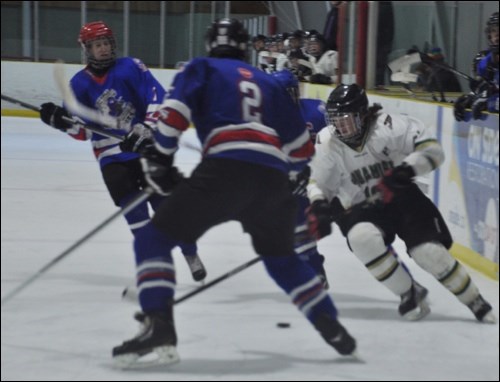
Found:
<box><xmin>1</xmin><ymin>93</ymin><xmax>41</xmax><ymax>112</ymax></box>
<box><xmin>1</xmin><ymin>188</ymin><xmax>154</xmax><ymax>307</ymax></box>
<box><xmin>1</xmin><ymin>93</ymin><xmax>124</xmax><ymax>140</ymax></box>
<box><xmin>54</xmin><ymin>62</ymin><xmax>121</xmax><ymax>129</ymax></box>
<box><xmin>122</xmin><ymin>256</ymin><xmax>262</xmax><ymax>305</ymax></box>
<box><xmin>175</xmin><ymin>256</ymin><xmax>261</xmax><ymax>304</ymax></box>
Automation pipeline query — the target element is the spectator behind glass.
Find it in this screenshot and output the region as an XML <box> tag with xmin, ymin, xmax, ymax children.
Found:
<box><xmin>413</xmin><ymin>48</ymin><xmax>462</xmax><ymax>101</ymax></box>
<box><xmin>375</xmin><ymin>1</ymin><xmax>394</xmax><ymax>89</ymax></box>
<box><xmin>323</xmin><ymin>1</ymin><xmax>344</xmax><ymax>51</ymax></box>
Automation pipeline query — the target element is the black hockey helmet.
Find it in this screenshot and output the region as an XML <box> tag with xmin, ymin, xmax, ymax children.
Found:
<box><xmin>325</xmin><ymin>84</ymin><xmax>369</xmax><ymax>145</ymax></box>
<box><xmin>205</xmin><ymin>18</ymin><xmax>249</xmax><ymax>60</ymax></box>
<box><xmin>485</xmin><ymin>12</ymin><xmax>499</xmax><ymax>53</ymax></box>
<box><xmin>306</xmin><ymin>32</ymin><xmax>327</xmax><ymax>56</ymax></box>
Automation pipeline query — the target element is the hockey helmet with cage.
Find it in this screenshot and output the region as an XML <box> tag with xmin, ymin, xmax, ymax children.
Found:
<box><xmin>271</xmin><ymin>69</ymin><xmax>300</xmax><ymax>105</ymax></box>
<box><xmin>205</xmin><ymin>18</ymin><xmax>249</xmax><ymax>61</ymax></box>
<box><xmin>326</xmin><ymin>83</ymin><xmax>369</xmax><ymax>146</ymax></box>
<box><xmin>78</xmin><ymin>21</ymin><xmax>117</xmax><ymax>70</ymax></box>
<box><xmin>485</xmin><ymin>12</ymin><xmax>499</xmax><ymax>54</ymax></box>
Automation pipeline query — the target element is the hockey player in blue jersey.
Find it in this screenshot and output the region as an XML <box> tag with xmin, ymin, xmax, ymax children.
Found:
<box><xmin>38</xmin><ymin>21</ymin><xmax>206</xmax><ymax>281</ymax></box>
<box><xmin>112</xmin><ymin>18</ymin><xmax>357</xmax><ymax>368</ymax></box>
<box><xmin>271</xmin><ymin>69</ymin><xmax>329</xmax><ymax>288</ymax></box>
<box><xmin>454</xmin><ymin>12</ymin><xmax>499</xmax><ymax>121</ymax></box>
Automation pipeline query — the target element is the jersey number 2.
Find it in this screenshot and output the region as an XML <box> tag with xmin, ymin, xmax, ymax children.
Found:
<box><xmin>239</xmin><ymin>81</ymin><xmax>262</xmax><ymax>123</ymax></box>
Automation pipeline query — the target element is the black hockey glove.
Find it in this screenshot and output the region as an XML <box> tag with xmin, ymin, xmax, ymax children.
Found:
<box><xmin>453</xmin><ymin>94</ymin><xmax>474</xmax><ymax>122</ymax></box>
<box><xmin>120</xmin><ymin>123</ymin><xmax>155</xmax><ymax>155</ymax></box>
<box><xmin>306</xmin><ymin>199</ymin><xmax>333</xmax><ymax>240</ymax></box>
<box><xmin>290</xmin><ymin>166</ymin><xmax>311</xmax><ymax>197</ymax></box>
<box><xmin>329</xmin><ymin>197</ymin><xmax>346</xmax><ymax>223</ymax></box>
<box><xmin>309</xmin><ymin>73</ymin><xmax>333</xmax><ymax>85</ymax></box>
<box><xmin>377</xmin><ymin>163</ymin><xmax>416</xmax><ymax>204</ymax></box>
<box><xmin>140</xmin><ymin>151</ymin><xmax>184</xmax><ymax>196</ymax></box>
<box><xmin>470</xmin><ymin>91</ymin><xmax>489</xmax><ymax>120</ymax></box>
<box><xmin>40</xmin><ymin>102</ymin><xmax>73</xmax><ymax>131</ymax></box>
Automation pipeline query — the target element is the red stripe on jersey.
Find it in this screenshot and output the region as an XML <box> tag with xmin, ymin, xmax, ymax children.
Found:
<box><xmin>289</xmin><ymin>140</ymin><xmax>315</xmax><ymax>160</ymax></box>
<box><xmin>205</xmin><ymin>129</ymin><xmax>281</xmax><ymax>153</ymax></box>
<box><xmin>153</xmin><ymin>107</ymin><xmax>189</xmax><ymax>132</ymax></box>
<box><xmin>93</xmin><ymin>146</ymin><xmax>106</xmax><ymax>159</ymax></box>
<box><xmin>69</xmin><ymin>128</ymin><xmax>88</xmax><ymax>141</ymax></box>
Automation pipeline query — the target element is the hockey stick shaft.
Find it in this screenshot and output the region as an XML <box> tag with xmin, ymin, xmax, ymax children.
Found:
<box><xmin>1</xmin><ymin>188</ymin><xmax>154</xmax><ymax>307</ymax></box>
<box><xmin>1</xmin><ymin>93</ymin><xmax>40</xmax><ymax>112</ymax></box>
<box><xmin>174</xmin><ymin>257</ymin><xmax>261</xmax><ymax>304</ymax></box>
<box><xmin>1</xmin><ymin>93</ymin><xmax>124</xmax><ymax>141</ymax></box>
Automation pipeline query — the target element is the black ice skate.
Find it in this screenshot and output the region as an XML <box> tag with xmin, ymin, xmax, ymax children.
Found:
<box><xmin>313</xmin><ymin>314</ymin><xmax>357</xmax><ymax>356</ymax></box>
<box><xmin>399</xmin><ymin>281</ymin><xmax>431</xmax><ymax>321</ymax></box>
<box><xmin>468</xmin><ymin>294</ymin><xmax>496</xmax><ymax>323</ymax></box>
<box><xmin>185</xmin><ymin>254</ymin><xmax>207</xmax><ymax>282</ymax></box>
<box><xmin>112</xmin><ymin>310</ymin><xmax>179</xmax><ymax>368</ymax></box>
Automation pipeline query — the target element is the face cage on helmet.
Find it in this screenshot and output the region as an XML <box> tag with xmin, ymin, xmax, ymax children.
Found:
<box><xmin>326</xmin><ymin>111</ymin><xmax>364</xmax><ymax>144</ymax></box>
<box><xmin>83</xmin><ymin>36</ymin><xmax>117</xmax><ymax>70</ymax></box>
<box><xmin>487</xmin><ymin>25</ymin><xmax>499</xmax><ymax>53</ymax></box>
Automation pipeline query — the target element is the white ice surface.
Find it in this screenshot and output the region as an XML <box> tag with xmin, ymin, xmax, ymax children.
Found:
<box><xmin>1</xmin><ymin>117</ymin><xmax>499</xmax><ymax>381</ymax></box>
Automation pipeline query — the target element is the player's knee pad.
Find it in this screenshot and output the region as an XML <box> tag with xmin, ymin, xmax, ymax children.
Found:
<box><xmin>409</xmin><ymin>242</ymin><xmax>479</xmax><ymax>304</ymax></box>
<box><xmin>347</xmin><ymin>223</ymin><xmax>412</xmax><ymax>295</ymax></box>
<box><xmin>347</xmin><ymin>223</ymin><xmax>388</xmax><ymax>262</ymax></box>
<box><xmin>409</xmin><ymin>242</ymin><xmax>456</xmax><ymax>278</ymax></box>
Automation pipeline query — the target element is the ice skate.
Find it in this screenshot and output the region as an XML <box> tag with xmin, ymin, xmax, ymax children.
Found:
<box><xmin>185</xmin><ymin>254</ymin><xmax>207</xmax><ymax>282</ymax></box>
<box><xmin>468</xmin><ymin>294</ymin><xmax>496</xmax><ymax>324</ymax></box>
<box><xmin>313</xmin><ymin>313</ymin><xmax>357</xmax><ymax>356</ymax></box>
<box><xmin>399</xmin><ymin>281</ymin><xmax>431</xmax><ymax>321</ymax></box>
<box><xmin>113</xmin><ymin>310</ymin><xmax>179</xmax><ymax>368</ymax></box>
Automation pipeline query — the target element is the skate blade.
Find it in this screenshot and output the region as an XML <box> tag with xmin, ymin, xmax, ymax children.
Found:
<box><xmin>113</xmin><ymin>345</ymin><xmax>180</xmax><ymax>369</ymax></box>
<box><xmin>335</xmin><ymin>350</ymin><xmax>365</xmax><ymax>363</ymax></box>
<box><xmin>403</xmin><ymin>299</ymin><xmax>431</xmax><ymax>321</ymax></box>
<box><xmin>479</xmin><ymin>311</ymin><xmax>497</xmax><ymax>324</ymax></box>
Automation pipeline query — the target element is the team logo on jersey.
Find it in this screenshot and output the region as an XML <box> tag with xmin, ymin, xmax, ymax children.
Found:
<box><xmin>351</xmin><ymin>160</ymin><xmax>394</xmax><ymax>186</ymax></box>
<box><xmin>238</xmin><ymin>68</ymin><xmax>253</xmax><ymax>79</ymax></box>
<box><xmin>95</xmin><ymin>89</ymin><xmax>135</xmax><ymax>130</ymax></box>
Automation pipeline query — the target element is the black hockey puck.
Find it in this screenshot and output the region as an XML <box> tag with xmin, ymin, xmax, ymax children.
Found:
<box><xmin>277</xmin><ymin>322</ymin><xmax>291</xmax><ymax>328</ymax></box>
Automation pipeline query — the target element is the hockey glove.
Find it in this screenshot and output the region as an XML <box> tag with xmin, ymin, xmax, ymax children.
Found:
<box><xmin>309</xmin><ymin>73</ymin><xmax>333</xmax><ymax>85</ymax></box>
<box><xmin>306</xmin><ymin>199</ymin><xmax>333</xmax><ymax>240</ymax></box>
<box><xmin>120</xmin><ymin>123</ymin><xmax>155</xmax><ymax>155</ymax></box>
<box><xmin>453</xmin><ymin>94</ymin><xmax>474</xmax><ymax>122</ymax></box>
<box><xmin>140</xmin><ymin>151</ymin><xmax>184</xmax><ymax>196</ymax></box>
<box><xmin>290</xmin><ymin>166</ymin><xmax>311</xmax><ymax>197</ymax></box>
<box><xmin>40</xmin><ymin>102</ymin><xmax>73</xmax><ymax>131</ymax></box>
<box><xmin>377</xmin><ymin>163</ymin><xmax>416</xmax><ymax>204</ymax></box>
<box><xmin>470</xmin><ymin>92</ymin><xmax>489</xmax><ymax>120</ymax></box>
<box><xmin>330</xmin><ymin>197</ymin><xmax>346</xmax><ymax>223</ymax></box>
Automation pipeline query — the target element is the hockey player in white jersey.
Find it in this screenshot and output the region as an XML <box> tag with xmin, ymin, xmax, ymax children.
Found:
<box><xmin>307</xmin><ymin>83</ymin><xmax>495</xmax><ymax>323</ymax></box>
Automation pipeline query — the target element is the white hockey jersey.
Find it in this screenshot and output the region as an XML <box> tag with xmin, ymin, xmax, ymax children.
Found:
<box><xmin>308</xmin><ymin>50</ymin><xmax>338</xmax><ymax>82</ymax></box>
<box><xmin>308</xmin><ymin>112</ymin><xmax>444</xmax><ymax>209</ymax></box>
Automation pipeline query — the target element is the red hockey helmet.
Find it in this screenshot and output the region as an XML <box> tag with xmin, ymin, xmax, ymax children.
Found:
<box><xmin>78</xmin><ymin>21</ymin><xmax>116</xmax><ymax>69</ymax></box>
<box><xmin>78</xmin><ymin>21</ymin><xmax>113</xmax><ymax>46</ymax></box>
